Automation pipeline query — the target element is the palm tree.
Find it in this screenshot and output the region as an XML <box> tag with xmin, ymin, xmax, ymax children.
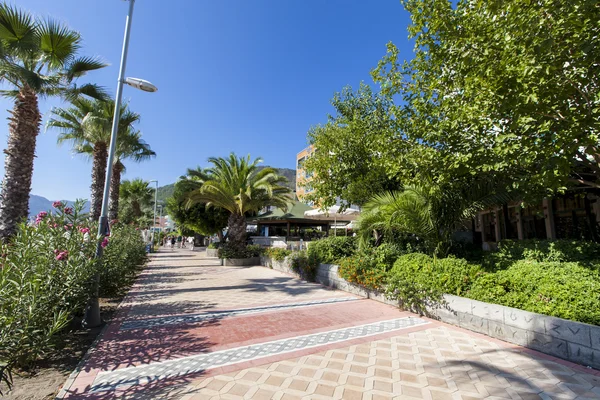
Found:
<box><xmin>108</xmin><ymin>131</ymin><xmax>155</xmax><ymax>221</ymax></box>
<box><xmin>187</xmin><ymin>154</ymin><xmax>292</xmax><ymax>250</ymax></box>
<box><xmin>357</xmin><ymin>177</ymin><xmax>512</xmax><ymax>257</ymax></box>
<box><xmin>119</xmin><ymin>179</ymin><xmax>154</xmax><ymax>224</ymax></box>
<box><xmin>47</xmin><ymin>99</ymin><xmax>141</xmax><ymax>220</ymax></box>
<box><xmin>0</xmin><ymin>4</ymin><xmax>107</xmax><ymax>239</ymax></box>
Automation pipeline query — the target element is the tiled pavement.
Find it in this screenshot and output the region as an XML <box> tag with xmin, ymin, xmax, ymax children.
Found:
<box><xmin>59</xmin><ymin>249</ymin><xmax>600</xmax><ymax>399</ymax></box>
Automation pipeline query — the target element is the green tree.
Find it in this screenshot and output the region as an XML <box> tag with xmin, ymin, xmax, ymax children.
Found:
<box><xmin>373</xmin><ymin>0</ymin><xmax>600</xmax><ymax>199</ymax></box>
<box><xmin>47</xmin><ymin>99</ymin><xmax>141</xmax><ymax>220</ymax></box>
<box><xmin>166</xmin><ymin>168</ymin><xmax>229</xmax><ymax>240</ymax></box>
<box><xmin>303</xmin><ymin>83</ymin><xmax>402</xmax><ymax>208</ymax></box>
<box><xmin>357</xmin><ymin>176</ymin><xmax>511</xmax><ymax>257</ymax></box>
<box><xmin>119</xmin><ymin>179</ymin><xmax>154</xmax><ymax>225</ymax></box>
<box><xmin>0</xmin><ymin>4</ymin><xmax>107</xmax><ymax>238</ymax></box>
<box><xmin>187</xmin><ymin>154</ymin><xmax>292</xmax><ymax>250</ymax></box>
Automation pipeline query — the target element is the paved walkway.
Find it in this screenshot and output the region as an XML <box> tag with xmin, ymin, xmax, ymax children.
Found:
<box><xmin>61</xmin><ymin>249</ymin><xmax>600</xmax><ymax>399</ymax></box>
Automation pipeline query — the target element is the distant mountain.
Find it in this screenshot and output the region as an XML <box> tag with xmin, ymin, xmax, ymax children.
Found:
<box><xmin>154</xmin><ymin>167</ymin><xmax>297</xmax><ymax>205</ymax></box>
<box><xmin>29</xmin><ymin>195</ymin><xmax>90</xmax><ymax>218</ymax></box>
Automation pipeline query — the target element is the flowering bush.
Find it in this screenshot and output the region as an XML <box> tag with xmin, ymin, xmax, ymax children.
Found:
<box><xmin>0</xmin><ymin>200</ymin><xmax>148</xmax><ymax>392</ymax></box>
<box><xmin>0</xmin><ymin>200</ymin><xmax>97</xmax><ymax>378</ymax></box>
<box><xmin>338</xmin><ymin>254</ymin><xmax>387</xmax><ymax>291</ymax></box>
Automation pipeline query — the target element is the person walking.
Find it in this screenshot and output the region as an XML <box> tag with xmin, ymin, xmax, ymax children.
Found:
<box><xmin>170</xmin><ymin>236</ymin><xmax>176</xmax><ymax>250</ymax></box>
<box><xmin>187</xmin><ymin>236</ymin><xmax>194</xmax><ymax>251</ymax></box>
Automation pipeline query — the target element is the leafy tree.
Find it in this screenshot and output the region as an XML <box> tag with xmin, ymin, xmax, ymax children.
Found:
<box><xmin>119</xmin><ymin>179</ymin><xmax>154</xmax><ymax>225</ymax></box>
<box><xmin>187</xmin><ymin>154</ymin><xmax>292</xmax><ymax>250</ymax></box>
<box><xmin>372</xmin><ymin>0</ymin><xmax>600</xmax><ymax>199</ymax></box>
<box><xmin>166</xmin><ymin>168</ymin><xmax>229</xmax><ymax>240</ymax></box>
<box><xmin>357</xmin><ymin>176</ymin><xmax>511</xmax><ymax>257</ymax></box>
<box><xmin>303</xmin><ymin>83</ymin><xmax>403</xmax><ymax>208</ymax></box>
<box><xmin>0</xmin><ymin>4</ymin><xmax>107</xmax><ymax>239</ymax></box>
<box><xmin>47</xmin><ymin>99</ymin><xmax>141</xmax><ymax>220</ymax></box>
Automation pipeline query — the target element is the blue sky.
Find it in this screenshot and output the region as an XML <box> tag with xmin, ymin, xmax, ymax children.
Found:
<box><xmin>1</xmin><ymin>0</ymin><xmax>412</xmax><ymax>200</ymax></box>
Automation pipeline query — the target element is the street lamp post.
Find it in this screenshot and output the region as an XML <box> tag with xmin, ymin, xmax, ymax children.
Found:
<box><xmin>83</xmin><ymin>0</ymin><xmax>158</xmax><ymax>328</ymax></box>
<box><xmin>150</xmin><ymin>180</ymin><xmax>158</xmax><ymax>249</ymax></box>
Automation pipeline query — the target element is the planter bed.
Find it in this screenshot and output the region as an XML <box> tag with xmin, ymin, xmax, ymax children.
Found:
<box><xmin>206</xmin><ymin>248</ymin><xmax>219</xmax><ymax>257</ymax></box>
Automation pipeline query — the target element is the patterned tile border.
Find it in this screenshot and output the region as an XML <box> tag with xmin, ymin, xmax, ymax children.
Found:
<box><xmin>119</xmin><ymin>297</ymin><xmax>360</xmax><ymax>331</ymax></box>
<box><xmin>91</xmin><ymin>316</ymin><xmax>429</xmax><ymax>392</ymax></box>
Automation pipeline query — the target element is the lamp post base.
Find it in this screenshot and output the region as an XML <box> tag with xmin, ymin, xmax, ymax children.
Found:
<box><xmin>82</xmin><ymin>296</ymin><xmax>102</xmax><ymax>328</ymax></box>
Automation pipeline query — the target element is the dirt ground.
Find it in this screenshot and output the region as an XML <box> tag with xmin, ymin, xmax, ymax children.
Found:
<box><xmin>2</xmin><ymin>299</ymin><xmax>120</xmax><ymax>400</ymax></box>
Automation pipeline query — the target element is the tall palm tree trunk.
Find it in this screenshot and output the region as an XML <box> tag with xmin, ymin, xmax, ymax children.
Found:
<box><xmin>227</xmin><ymin>213</ymin><xmax>247</xmax><ymax>249</ymax></box>
<box><xmin>0</xmin><ymin>86</ymin><xmax>41</xmax><ymax>239</ymax></box>
<box><xmin>108</xmin><ymin>161</ymin><xmax>124</xmax><ymax>221</ymax></box>
<box><xmin>90</xmin><ymin>143</ymin><xmax>108</xmax><ymax>221</ymax></box>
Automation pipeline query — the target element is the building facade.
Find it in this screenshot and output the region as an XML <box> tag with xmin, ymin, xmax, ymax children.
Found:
<box><xmin>296</xmin><ymin>145</ymin><xmax>315</xmax><ymax>204</ymax></box>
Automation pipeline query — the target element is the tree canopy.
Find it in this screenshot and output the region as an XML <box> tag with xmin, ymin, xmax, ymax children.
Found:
<box><xmin>302</xmin><ymin>83</ymin><xmax>403</xmax><ymax>209</ymax></box>
<box><xmin>372</xmin><ymin>0</ymin><xmax>600</xmax><ymax>200</ymax></box>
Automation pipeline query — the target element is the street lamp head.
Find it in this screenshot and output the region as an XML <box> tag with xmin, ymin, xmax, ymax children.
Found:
<box><xmin>124</xmin><ymin>77</ymin><xmax>158</xmax><ymax>92</ymax></box>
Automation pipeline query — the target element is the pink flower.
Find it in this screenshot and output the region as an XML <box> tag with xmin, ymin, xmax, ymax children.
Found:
<box><xmin>52</xmin><ymin>201</ymin><xmax>63</xmax><ymax>209</ymax></box>
<box><xmin>55</xmin><ymin>250</ymin><xmax>68</xmax><ymax>261</ymax></box>
<box><xmin>64</xmin><ymin>225</ymin><xmax>71</xmax><ymax>230</ymax></box>
<box><xmin>35</xmin><ymin>211</ymin><xmax>48</xmax><ymax>223</ymax></box>
<box><xmin>101</xmin><ymin>237</ymin><xmax>109</xmax><ymax>248</ymax></box>
<box><xmin>79</xmin><ymin>227</ymin><xmax>90</xmax><ymax>234</ymax></box>
<box><xmin>64</xmin><ymin>207</ymin><xmax>73</xmax><ymax>215</ymax></box>
<box><xmin>52</xmin><ymin>223</ymin><xmax>58</xmax><ymax>228</ymax></box>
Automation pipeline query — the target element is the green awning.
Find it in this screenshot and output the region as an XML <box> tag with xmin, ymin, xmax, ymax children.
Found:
<box><xmin>248</xmin><ymin>201</ymin><xmax>321</xmax><ymax>223</ymax></box>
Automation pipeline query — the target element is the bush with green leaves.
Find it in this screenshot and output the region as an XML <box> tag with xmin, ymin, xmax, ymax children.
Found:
<box><xmin>289</xmin><ymin>251</ymin><xmax>319</xmax><ymax>281</ymax></box>
<box><xmin>467</xmin><ymin>261</ymin><xmax>600</xmax><ymax>325</ymax></box>
<box><xmin>218</xmin><ymin>243</ymin><xmax>263</xmax><ymax>259</ymax></box>
<box><xmin>486</xmin><ymin>240</ymin><xmax>600</xmax><ymax>270</ymax></box>
<box><xmin>306</xmin><ymin>236</ymin><xmax>356</xmax><ymax>265</ymax></box>
<box><xmin>264</xmin><ymin>247</ymin><xmax>291</xmax><ymax>261</ymax></box>
<box><xmin>0</xmin><ymin>201</ymin><xmax>150</xmax><ymax>393</ymax></box>
<box><xmin>385</xmin><ymin>254</ymin><xmax>482</xmax><ymax>313</ymax></box>
<box><xmin>99</xmin><ymin>224</ymin><xmax>148</xmax><ymax>297</ymax></box>
<box><xmin>207</xmin><ymin>242</ymin><xmax>222</xmax><ymax>249</ymax></box>
<box><xmin>0</xmin><ymin>201</ymin><xmax>97</xmax><ymax>387</ymax></box>
<box><xmin>338</xmin><ymin>254</ymin><xmax>387</xmax><ymax>290</ymax></box>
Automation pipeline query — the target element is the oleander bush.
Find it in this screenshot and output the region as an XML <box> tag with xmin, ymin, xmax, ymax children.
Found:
<box><xmin>99</xmin><ymin>224</ymin><xmax>148</xmax><ymax>297</ymax></box>
<box><xmin>467</xmin><ymin>261</ymin><xmax>600</xmax><ymax>325</ymax></box>
<box><xmin>307</xmin><ymin>236</ymin><xmax>356</xmax><ymax>264</ymax></box>
<box><xmin>338</xmin><ymin>254</ymin><xmax>387</xmax><ymax>290</ymax></box>
<box><xmin>0</xmin><ymin>201</ymin><xmax>149</xmax><ymax>393</ymax></box>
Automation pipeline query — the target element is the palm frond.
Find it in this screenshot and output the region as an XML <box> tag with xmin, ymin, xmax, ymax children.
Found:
<box><xmin>36</xmin><ymin>18</ymin><xmax>81</xmax><ymax>70</ymax></box>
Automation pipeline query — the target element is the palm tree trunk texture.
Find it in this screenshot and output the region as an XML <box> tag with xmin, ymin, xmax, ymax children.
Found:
<box><xmin>90</xmin><ymin>143</ymin><xmax>108</xmax><ymax>221</ymax></box>
<box><xmin>108</xmin><ymin>162</ymin><xmax>124</xmax><ymax>221</ymax></box>
<box><xmin>227</xmin><ymin>212</ymin><xmax>247</xmax><ymax>249</ymax></box>
<box><xmin>0</xmin><ymin>86</ymin><xmax>41</xmax><ymax>239</ymax></box>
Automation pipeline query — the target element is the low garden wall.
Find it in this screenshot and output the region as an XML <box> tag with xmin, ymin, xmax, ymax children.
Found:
<box><xmin>261</xmin><ymin>256</ymin><xmax>600</xmax><ymax>370</ymax></box>
<box><xmin>222</xmin><ymin>256</ymin><xmax>261</xmax><ymax>266</ymax></box>
<box><xmin>206</xmin><ymin>248</ymin><xmax>219</xmax><ymax>257</ymax></box>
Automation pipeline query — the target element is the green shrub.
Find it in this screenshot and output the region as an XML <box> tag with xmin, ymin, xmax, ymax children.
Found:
<box><xmin>246</xmin><ymin>244</ymin><xmax>264</xmax><ymax>257</ymax></box>
<box><xmin>264</xmin><ymin>247</ymin><xmax>291</xmax><ymax>261</ymax></box>
<box><xmin>218</xmin><ymin>243</ymin><xmax>263</xmax><ymax>259</ymax></box>
<box><xmin>485</xmin><ymin>239</ymin><xmax>600</xmax><ymax>271</ymax></box>
<box><xmin>0</xmin><ymin>201</ymin><xmax>97</xmax><ymax>382</ymax></box>
<box><xmin>386</xmin><ymin>254</ymin><xmax>482</xmax><ymax>312</ymax></box>
<box><xmin>467</xmin><ymin>261</ymin><xmax>600</xmax><ymax>325</ymax></box>
<box><xmin>207</xmin><ymin>242</ymin><xmax>222</xmax><ymax>249</ymax></box>
<box><xmin>100</xmin><ymin>224</ymin><xmax>148</xmax><ymax>297</ymax></box>
<box><xmin>338</xmin><ymin>254</ymin><xmax>387</xmax><ymax>290</ymax></box>
<box><xmin>0</xmin><ymin>201</ymin><xmax>150</xmax><ymax>392</ymax></box>
<box><xmin>289</xmin><ymin>251</ymin><xmax>318</xmax><ymax>281</ymax></box>
<box><xmin>307</xmin><ymin>236</ymin><xmax>356</xmax><ymax>265</ymax></box>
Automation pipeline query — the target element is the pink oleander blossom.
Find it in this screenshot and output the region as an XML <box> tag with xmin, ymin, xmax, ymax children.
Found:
<box><xmin>79</xmin><ymin>227</ymin><xmax>90</xmax><ymax>234</ymax></box>
<box><xmin>54</xmin><ymin>249</ymin><xmax>68</xmax><ymax>261</ymax></box>
<box><xmin>52</xmin><ymin>201</ymin><xmax>63</xmax><ymax>208</ymax></box>
<box><xmin>64</xmin><ymin>207</ymin><xmax>73</xmax><ymax>215</ymax></box>
<box><xmin>101</xmin><ymin>237</ymin><xmax>109</xmax><ymax>248</ymax></box>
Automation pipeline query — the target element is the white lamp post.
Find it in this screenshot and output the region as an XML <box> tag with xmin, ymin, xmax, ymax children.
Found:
<box><xmin>149</xmin><ymin>180</ymin><xmax>158</xmax><ymax>248</ymax></box>
<box><xmin>83</xmin><ymin>0</ymin><xmax>158</xmax><ymax>328</ymax></box>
